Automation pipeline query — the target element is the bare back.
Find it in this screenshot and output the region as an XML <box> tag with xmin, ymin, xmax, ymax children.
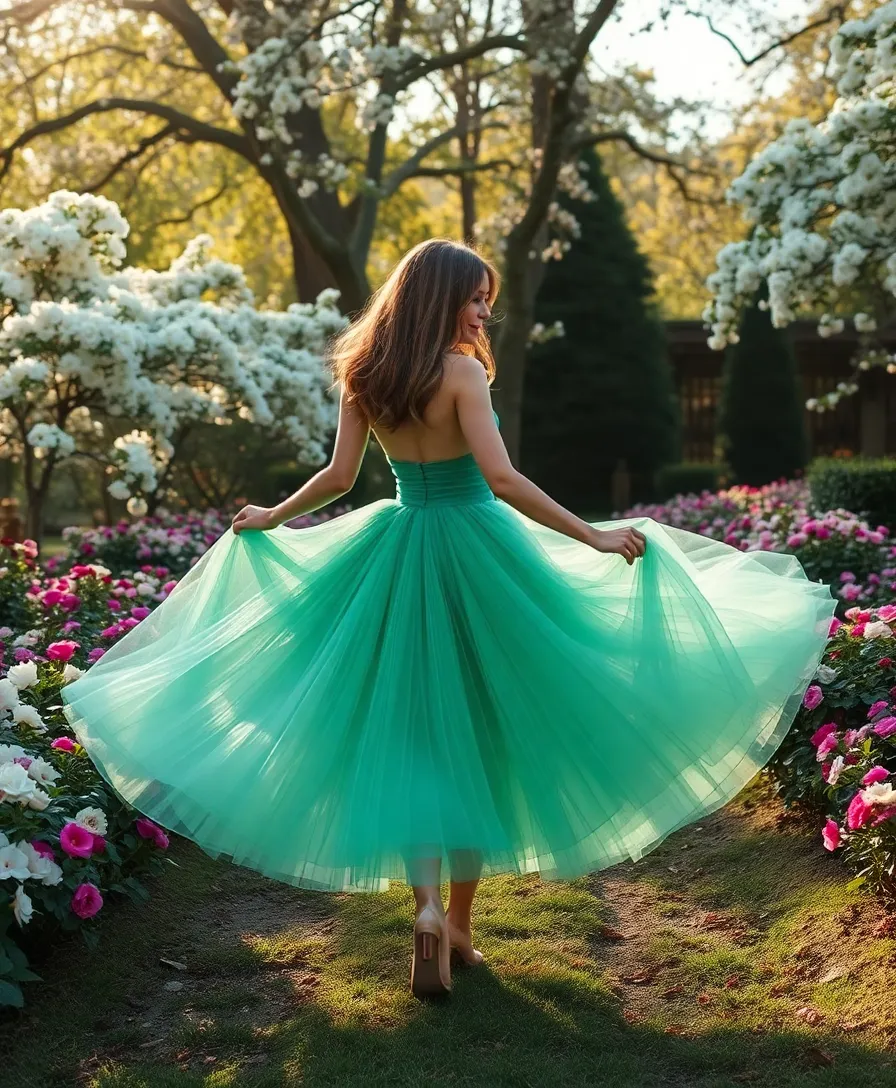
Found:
<box><xmin>369</xmin><ymin>355</ymin><xmax>484</xmax><ymax>464</ymax></box>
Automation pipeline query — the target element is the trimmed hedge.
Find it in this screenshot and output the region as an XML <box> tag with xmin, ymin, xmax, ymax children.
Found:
<box><xmin>808</xmin><ymin>458</ymin><xmax>896</xmax><ymax>531</ymax></box>
<box><xmin>654</xmin><ymin>462</ymin><xmax>730</xmax><ymax>501</ymax></box>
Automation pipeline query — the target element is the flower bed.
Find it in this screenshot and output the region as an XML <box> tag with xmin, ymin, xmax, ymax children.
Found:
<box><xmin>770</xmin><ymin>604</ymin><xmax>896</xmax><ymax>896</ymax></box>
<box><xmin>620</xmin><ymin>479</ymin><xmax>892</xmax><ymax>605</ymax></box>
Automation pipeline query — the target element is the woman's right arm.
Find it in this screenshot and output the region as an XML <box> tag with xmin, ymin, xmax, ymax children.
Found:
<box><xmin>452</xmin><ymin>355</ymin><xmax>646</xmax><ymax>564</ymax></box>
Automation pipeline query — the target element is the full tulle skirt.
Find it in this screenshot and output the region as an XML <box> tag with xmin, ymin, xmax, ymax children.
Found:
<box><xmin>62</xmin><ymin>496</ymin><xmax>836</xmax><ymax>891</ymax></box>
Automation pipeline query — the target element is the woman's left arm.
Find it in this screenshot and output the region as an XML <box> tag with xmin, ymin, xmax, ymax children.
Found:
<box><xmin>232</xmin><ymin>387</ymin><xmax>370</xmax><ymax>534</ymax></box>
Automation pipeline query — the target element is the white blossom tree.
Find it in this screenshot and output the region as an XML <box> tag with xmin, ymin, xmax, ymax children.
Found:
<box><xmin>704</xmin><ymin>3</ymin><xmax>896</xmax><ymax>416</ymax></box>
<box><xmin>0</xmin><ymin>190</ymin><xmax>343</xmax><ymax>540</ymax></box>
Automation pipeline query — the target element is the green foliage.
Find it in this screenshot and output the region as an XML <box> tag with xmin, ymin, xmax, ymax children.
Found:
<box><xmin>654</xmin><ymin>461</ymin><xmax>730</xmax><ymax>501</ymax></box>
<box><xmin>717</xmin><ymin>292</ymin><xmax>808</xmax><ymax>486</ymax></box>
<box><xmin>521</xmin><ymin>149</ymin><xmax>680</xmax><ymax>511</ymax></box>
<box><xmin>809</xmin><ymin>457</ymin><xmax>896</xmax><ymax>532</ymax></box>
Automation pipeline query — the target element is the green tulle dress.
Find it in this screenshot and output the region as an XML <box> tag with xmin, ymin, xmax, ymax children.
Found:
<box><xmin>62</xmin><ymin>411</ymin><xmax>836</xmax><ymax>892</ymax></box>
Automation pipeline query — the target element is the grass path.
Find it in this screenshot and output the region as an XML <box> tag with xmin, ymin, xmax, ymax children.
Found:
<box><xmin>5</xmin><ymin>782</ymin><xmax>896</xmax><ymax>1087</ymax></box>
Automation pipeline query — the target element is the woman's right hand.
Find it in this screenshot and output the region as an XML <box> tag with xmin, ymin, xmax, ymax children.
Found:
<box><xmin>589</xmin><ymin>526</ymin><xmax>648</xmax><ymax>565</ymax></box>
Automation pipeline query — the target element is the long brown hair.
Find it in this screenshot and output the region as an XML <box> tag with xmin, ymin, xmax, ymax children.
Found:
<box><xmin>329</xmin><ymin>239</ymin><xmax>499</xmax><ymax>430</ymax></box>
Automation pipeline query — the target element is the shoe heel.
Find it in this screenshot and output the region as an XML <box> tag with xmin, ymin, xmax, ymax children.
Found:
<box><xmin>411</xmin><ymin>907</ymin><xmax>452</xmax><ymax>999</ymax></box>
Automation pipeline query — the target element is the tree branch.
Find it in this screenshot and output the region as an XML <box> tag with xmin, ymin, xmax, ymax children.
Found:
<box><xmin>0</xmin><ymin>97</ymin><xmax>255</xmax><ymax>183</ymax></box>
<box><xmin>395</xmin><ymin>33</ymin><xmax>527</xmax><ymax>91</ymax></box>
<box><xmin>398</xmin><ymin>157</ymin><xmax>516</xmax><ymax>182</ymax></box>
<box><xmin>83</xmin><ymin>124</ymin><xmax>177</xmax><ymax>192</ymax></box>
<box><xmin>683</xmin><ymin>4</ymin><xmax>847</xmax><ymax>68</ymax></box>
<box><xmin>381</xmin><ymin>120</ymin><xmax>509</xmax><ymax>197</ymax></box>
<box><xmin>154</xmin><ymin>182</ymin><xmax>229</xmax><ymax>227</ymax></box>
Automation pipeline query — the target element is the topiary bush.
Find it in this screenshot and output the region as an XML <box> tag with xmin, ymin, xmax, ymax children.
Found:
<box><xmin>809</xmin><ymin>458</ymin><xmax>896</xmax><ymax>533</ymax></box>
<box><xmin>654</xmin><ymin>462</ymin><xmax>730</xmax><ymax>502</ymax></box>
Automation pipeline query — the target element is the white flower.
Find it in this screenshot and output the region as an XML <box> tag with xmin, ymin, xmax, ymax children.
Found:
<box><xmin>13</xmin><ymin>884</ymin><xmax>33</xmax><ymax>926</ymax></box>
<box><xmin>16</xmin><ymin>841</ymin><xmax>62</xmax><ymax>885</ymax></box>
<box><xmin>62</xmin><ymin>663</ymin><xmax>84</xmax><ymax>684</ymax></box>
<box><xmin>815</xmin><ymin>664</ymin><xmax>839</xmax><ymax>683</ymax></box>
<box><xmin>75</xmin><ymin>806</ymin><xmax>108</xmax><ymax>835</ymax></box>
<box><xmin>0</xmin><ymin>679</ymin><xmax>20</xmax><ymax>713</ymax></box>
<box><xmin>827</xmin><ymin>756</ymin><xmax>846</xmax><ymax>785</ymax></box>
<box><xmin>0</xmin><ymin>844</ymin><xmax>30</xmax><ymax>880</ymax></box>
<box><xmin>27</xmin><ymin>788</ymin><xmax>51</xmax><ymax>811</ymax></box>
<box><xmin>863</xmin><ymin>620</ymin><xmax>893</xmax><ymax>640</ymax></box>
<box><xmin>862</xmin><ymin>782</ymin><xmax>896</xmax><ymax>807</ymax></box>
<box><xmin>0</xmin><ymin>742</ymin><xmax>26</xmax><ymax>761</ymax></box>
<box><xmin>0</xmin><ymin>761</ymin><xmax>35</xmax><ymax>802</ymax></box>
<box><xmin>26</xmin><ymin>756</ymin><xmax>59</xmax><ymax>786</ymax></box>
<box><xmin>13</xmin><ymin>703</ymin><xmax>46</xmax><ymax>732</ymax></box>
<box><xmin>12</xmin><ymin>631</ymin><xmax>39</xmax><ymax>648</ymax></box>
<box><xmin>6</xmin><ymin>660</ymin><xmax>38</xmax><ymax>689</ymax></box>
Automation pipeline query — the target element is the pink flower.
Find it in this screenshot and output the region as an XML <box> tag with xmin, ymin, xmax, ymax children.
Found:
<box><xmin>60</xmin><ymin>822</ymin><xmax>95</xmax><ymax>858</ymax></box>
<box><xmin>847</xmin><ymin>791</ymin><xmax>874</xmax><ymax>830</ymax></box>
<box><xmin>868</xmin><ymin>700</ymin><xmax>889</xmax><ymax>720</ymax></box>
<box><xmin>13</xmin><ymin>756</ymin><xmax>32</xmax><ymax>769</ymax></box>
<box><xmin>31</xmin><ymin>840</ymin><xmax>54</xmax><ymax>860</ymax></box>
<box><xmin>787</xmin><ymin>532</ymin><xmax>808</xmax><ymax>548</ymax></box>
<box><xmin>92</xmin><ymin>835</ymin><xmax>106</xmax><ymax>855</ymax></box>
<box><xmin>70</xmin><ymin>882</ymin><xmax>103</xmax><ymax>919</ymax></box>
<box><xmin>880</xmin><ymin>658</ymin><xmax>894</xmax><ymax>669</ymax></box>
<box><xmin>100</xmin><ymin>624</ymin><xmax>122</xmax><ymax>639</ymax></box>
<box><xmin>850</xmin><ymin>623</ymin><xmax>867</xmax><ymax>638</ymax></box>
<box><xmin>42</xmin><ymin>589</ymin><xmax>62</xmax><ymax>607</ymax></box>
<box><xmin>822</xmin><ymin>819</ymin><xmax>841</xmax><ymax>851</ymax></box>
<box><xmin>810</xmin><ymin>722</ymin><xmax>837</xmax><ymax>748</ymax></box>
<box><xmin>61</xmin><ymin>621</ymin><xmax>81</xmax><ymax>634</ymax></box>
<box><xmin>107</xmin><ymin>598</ymin><xmax>121</xmax><ymax>612</ymax></box>
<box><xmin>51</xmin><ymin>736</ymin><xmax>76</xmax><ymax>752</ymax></box>
<box><xmin>829</xmin><ymin>618</ymin><xmax>843</xmax><ymax>636</ymax></box>
<box><xmin>877</xmin><ymin>605</ymin><xmax>896</xmax><ymax>622</ymax></box>
<box><xmin>815</xmin><ymin>526</ymin><xmax>830</xmax><ymax>540</ymax></box>
<box><xmin>163</xmin><ymin>581</ymin><xmax>177</xmax><ymax>595</ymax></box>
<box><xmin>13</xmin><ymin>648</ymin><xmax>35</xmax><ymax>662</ymax></box>
<box><xmin>803</xmin><ymin>685</ymin><xmax>824</xmax><ymax>711</ymax></box>
<box><xmin>87</xmin><ymin>647</ymin><xmax>106</xmax><ymax>663</ymax></box>
<box><xmin>863</xmin><ymin>766</ymin><xmax>890</xmax><ymax>785</ymax></box>
<box><xmin>135</xmin><ymin>817</ymin><xmax>169</xmax><ymax>849</ymax></box>
<box><xmin>130</xmin><ymin>606</ymin><xmax>150</xmax><ymax>621</ymax></box>
<box><xmin>874</xmin><ymin>717</ymin><xmax>896</xmax><ymax>738</ymax></box>
<box><xmin>816</xmin><ymin>733</ymin><xmax>839</xmax><ymax>759</ymax></box>
<box><xmin>841</xmin><ymin>584</ymin><xmax>862</xmax><ymax>601</ymax></box>
<box><xmin>60</xmin><ymin>593</ymin><xmax>81</xmax><ymax>613</ymax></box>
<box><xmin>46</xmin><ymin>640</ymin><xmax>79</xmax><ymax>663</ymax></box>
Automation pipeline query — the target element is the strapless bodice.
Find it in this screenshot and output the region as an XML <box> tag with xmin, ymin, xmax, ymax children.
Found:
<box><xmin>390</xmin><ymin>452</ymin><xmax>495</xmax><ymax>507</ymax></box>
<box><xmin>389</xmin><ymin>407</ymin><xmax>498</xmax><ymax>508</ymax></box>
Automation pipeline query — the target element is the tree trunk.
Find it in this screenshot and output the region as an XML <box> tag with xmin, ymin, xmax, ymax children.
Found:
<box><xmin>492</xmin><ymin>256</ymin><xmax>537</xmax><ymax>465</ymax></box>
<box><xmin>288</xmin><ymin>221</ymin><xmax>340</xmax><ymax>303</ymax></box>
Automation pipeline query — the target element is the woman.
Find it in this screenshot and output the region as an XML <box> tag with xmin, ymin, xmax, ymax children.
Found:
<box><xmin>62</xmin><ymin>239</ymin><xmax>836</xmax><ymax>1000</ymax></box>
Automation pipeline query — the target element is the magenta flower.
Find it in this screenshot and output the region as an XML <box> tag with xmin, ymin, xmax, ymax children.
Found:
<box><xmin>863</xmin><ymin>767</ymin><xmax>890</xmax><ymax>785</ymax></box>
<box><xmin>822</xmin><ymin>820</ymin><xmax>841</xmax><ymax>851</ymax></box>
<box><xmin>60</xmin><ymin>593</ymin><xmax>81</xmax><ymax>612</ymax></box>
<box><xmin>87</xmin><ymin>647</ymin><xmax>106</xmax><ymax>663</ymax></box>
<box><xmin>92</xmin><ymin>835</ymin><xmax>106</xmax><ymax>855</ymax></box>
<box><xmin>829</xmin><ymin>618</ymin><xmax>843</xmax><ymax>636</ymax></box>
<box><xmin>107</xmin><ymin>599</ymin><xmax>121</xmax><ymax>612</ymax></box>
<box><xmin>46</xmin><ymin>640</ymin><xmax>79</xmax><ymax>663</ymax></box>
<box><xmin>816</xmin><ymin>733</ymin><xmax>839</xmax><ymax>759</ymax></box>
<box><xmin>60</xmin><ymin>822</ymin><xmax>95</xmax><ymax>858</ymax></box>
<box><xmin>874</xmin><ymin>717</ymin><xmax>896</xmax><ymax>738</ymax></box>
<box><xmin>868</xmin><ymin>700</ymin><xmax>889</xmax><ymax>720</ymax></box>
<box><xmin>13</xmin><ymin>648</ymin><xmax>35</xmax><ymax>662</ymax></box>
<box><xmin>135</xmin><ymin>817</ymin><xmax>169</xmax><ymax>849</ymax></box>
<box><xmin>70</xmin><ymin>883</ymin><xmax>103</xmax><ymax>919</ymax></box>
<box><xmin>810</xmin><ymin>722</ymin><xmax>837</xmax><ymax>747</ymax></box>
<box><xmin>100</xmin><ymin>624</ymin><xmax>122</xmax><ymax>639</ymax></box>
<box><xmin>877</xmin><ymin>605</ymin><xmax>896</xmax><ymax>622</ymax></box>
<box><xmin>130</xmin><ymin>606</ymin><xmax>150</xmax><ymax>621</ymax></box>
<box><xmin>847</xmin><ymin>791</ymin><xmax>874</xmax><ymax>830</ymax></box>
<box><xmin>42</xmin><ymin>589</ymin><xmax>62</xmax><ymax>607</ymax></box>
<box><xmin>61</xmin><ymin>621</ymin><xmax>81</xmax><ymax>634</ymax></box>
<box><xmin>803</xmin><ymin>685</ymin><xmax>824</xmax><ymax>711</ymax></box>
<box><xmin>31</xmin><ymin>840</ymin><xmax>55</xmax><ymax>860</ymax></box>
<box><xmin>851</xmin><ymin>623</ymin><xmax>867</xmax><ymax>638</ymax></box>
<box><xmin>51</xmin><ymin>736</ymin><xmax>76</xmax><ymax>752</ymax></box>
<box><xmin>880</xmin><ymin>658</ymin><xmax>894</xmax><ymax>669</ymax></box>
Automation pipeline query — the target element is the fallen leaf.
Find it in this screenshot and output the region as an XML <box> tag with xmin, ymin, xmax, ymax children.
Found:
<box><xmin>621</xmin><ymin>971</ymin><xmax>655</xmax><ymax>985</ymax></box>
<box><xmin>662</xmin><ymin>985</ymin><xmax>684</xmax><ymax>999</ymax></box>
<box><xmin>696</xmin><ymin>993</ymin><xmax>711</xmax><ymax>1005</ymax></box>
<box><xmin>159</xmin><ymin>957</ymin><xmax>187</xmax><ymax>971</ymax></box>
<box><xmin>724</xmin><ymin>975</ymin><xmax>741</xmax><ymax>990</ymax></box>
<box><xmin>795</xmin><ymin>1006</ymin><xmax>824</xmax><ymax>1026</ymax></box>
<box><xmin>667</xmin><ymin>865</ymin><xmax>681</xmax><ymax>874</ymax></box>
<box><xmin>597</xmin><ymin>924</ymin><xmax>628</xmax><ymax>941</ymax></box>
<box><xmin>805</xmin><ymin>1046</ymin><xmax>835</xmax><ymax>1067</ymax></box>
<box><xmin>769</xmin><ymin>982</ymin><xmax>788</xmax><ymax>997</ymax></box>
<box><xmin>873</xmin><ymin>918</ymin><xmax>896</xmax><ymax>939</ymax></box>
<box><xmin>818</xmin><ymin>965</ymin><xmax>849</xmax><ymax>984</ymax></box>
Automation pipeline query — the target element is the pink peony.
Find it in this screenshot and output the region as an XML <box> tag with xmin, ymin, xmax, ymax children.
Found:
<box><xmin>31</xmin><ymin>840</ymin><xmax>54</xmax><ymax>860</ymax></box>
<box><xmin>46</xmin><ymin>640</ymin><xmax>79</xmax><ymax>663</ymax></box>
<box><xmin>70</xmin><ymin>882</ymin><xmax>103</xmax><ymax>919</ymax></box>
<box><xmin>60</xmin><ymin>821</ymin><xmax>95</xmax><ymax>858</ymax></box>
<box><xmin>847</xmin><ymin>791</ymin><xmax>874</xmax><ymax>830</ymax></box>
<box><xmin>51</xmin><ymin>736</ymin><xmax>76</xmax><ymax>751</ymax></box>
<box><xmin>810</xmin><ymin>722</ymin><xmax>837</xmax><ymax>748</ymax></box>
<box><xmin>868</xmin><ymin>700</ymin><xmax>889</xmax><ymax>720</ymax></box>
<box><xmin>850</xmin><ymin>623</ymin><xmax>867</xmax><ymax>638</ymax></box>
<box><xmin>829</xmin><ymin>618</ymin><xmax>843</xmax><ymax>636</ymax></box>
<box><xmin>863</xmin><ymin>766</ymin><xmax>890</xmax><ymax>785</ymax></box>
<box><xmin>60</xmin><ymin>593</ymin><xmax>81</xmax><ymax>612</ymax></box>
<box><xmin>815</xmin><ymin>526</ymin><xmax>830</xmax><ymax>540</ymax></box>
<box><xmin>877</xmin><ymin>605</ymin><xmax>896</xmax><ymax>623</ymax></box>
<box><xmin>874</xmin><ymin>717</ymin><xmax>896</xmax><ymax>738</ymax></box>
<box><xmin>816</xmin><ymin>733</ymin><xmax>839</xmax><ymax>759</ymax></box>
<box><xmin>822</xmin><ymin>819</ymin><xmax>841</xmax><ymax>851</ymax></box>
<box><xmin>42</xmin><ymin>589</ymin><xmax>62</xmax><ymax>607</ymax></box>
<box><xmin>880</xmin><ymin>658</ymin><xmax>894</xmax><ymax>669</ymax></box>
<box><xmin>803</xmin><ymin>685</ymin><xmax>824</xmax><ymax>711</ymax></box>
<box><xmin>92</xmin><ymin>835</ymin><xmax>106</xmax><ymax>855</ymax></box>
<box><xmin>87</xmin><ymin>647</ymin><xmax>106</xmax><ymax>663</ymax></box>
<box><xmin>100</xmin><ymin>624</ymin><xmax>122</xmax><ymax>639</ymax></box>
<box><xmin>130</xmin><ymin>606</ymin><xmax>150</xmax><ymax>621</ymax></box>
<box><xmin>135</xmin><ymin>817</ymin><xmax>169</xmax><ymax>849</ymax></box>
<box><xmin>106</xmin><ymin>598</ymin><xmax>121</xmax><ymax>612</ymax></box>
<box><xmin>840</xmin><ymin>571</ymin><xmax>857</xmax><ymax>583</ymax></box>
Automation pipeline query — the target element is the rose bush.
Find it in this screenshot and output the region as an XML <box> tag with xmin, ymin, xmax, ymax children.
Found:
<box><xmin>770</xmin><ymin>603</ymin><xmax>896</xmax><ymax>896</ymax></box>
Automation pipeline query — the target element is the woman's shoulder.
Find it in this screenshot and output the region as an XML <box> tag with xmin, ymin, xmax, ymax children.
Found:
<box><xmin>443</xmin><ymin>352</ymin><xmax>489</xmax><ymax>385</ymax></box>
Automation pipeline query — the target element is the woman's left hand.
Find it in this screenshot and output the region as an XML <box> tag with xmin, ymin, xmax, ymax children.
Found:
<box><xmin>232</xmin><ymin>505</ymin><xmax>278</xmax><ymax>534</ymax></box>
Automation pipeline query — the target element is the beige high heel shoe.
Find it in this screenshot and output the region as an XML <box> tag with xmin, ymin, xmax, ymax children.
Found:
<box><xmin>448</xmin><ymin>919</ymin><xmax>484</xmax><ymax>967</ymax></box>
<box><xmin>411</xmin><ymin>904</ymin><xmax>452</xmax><ymax>998</ymax></box>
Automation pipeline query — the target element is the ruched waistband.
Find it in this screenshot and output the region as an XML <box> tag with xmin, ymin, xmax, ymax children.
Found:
<box><xmin>390</xmin><ymin>452</ymin><xmax>495</xmax><ymax>507</ymax></box>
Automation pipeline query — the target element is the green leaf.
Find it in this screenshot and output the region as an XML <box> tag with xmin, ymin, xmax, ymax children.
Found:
<box><xmin>0</xmin><ymin>979</ymin><xmax>24</xmax><ymax>1008</ymax></box>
